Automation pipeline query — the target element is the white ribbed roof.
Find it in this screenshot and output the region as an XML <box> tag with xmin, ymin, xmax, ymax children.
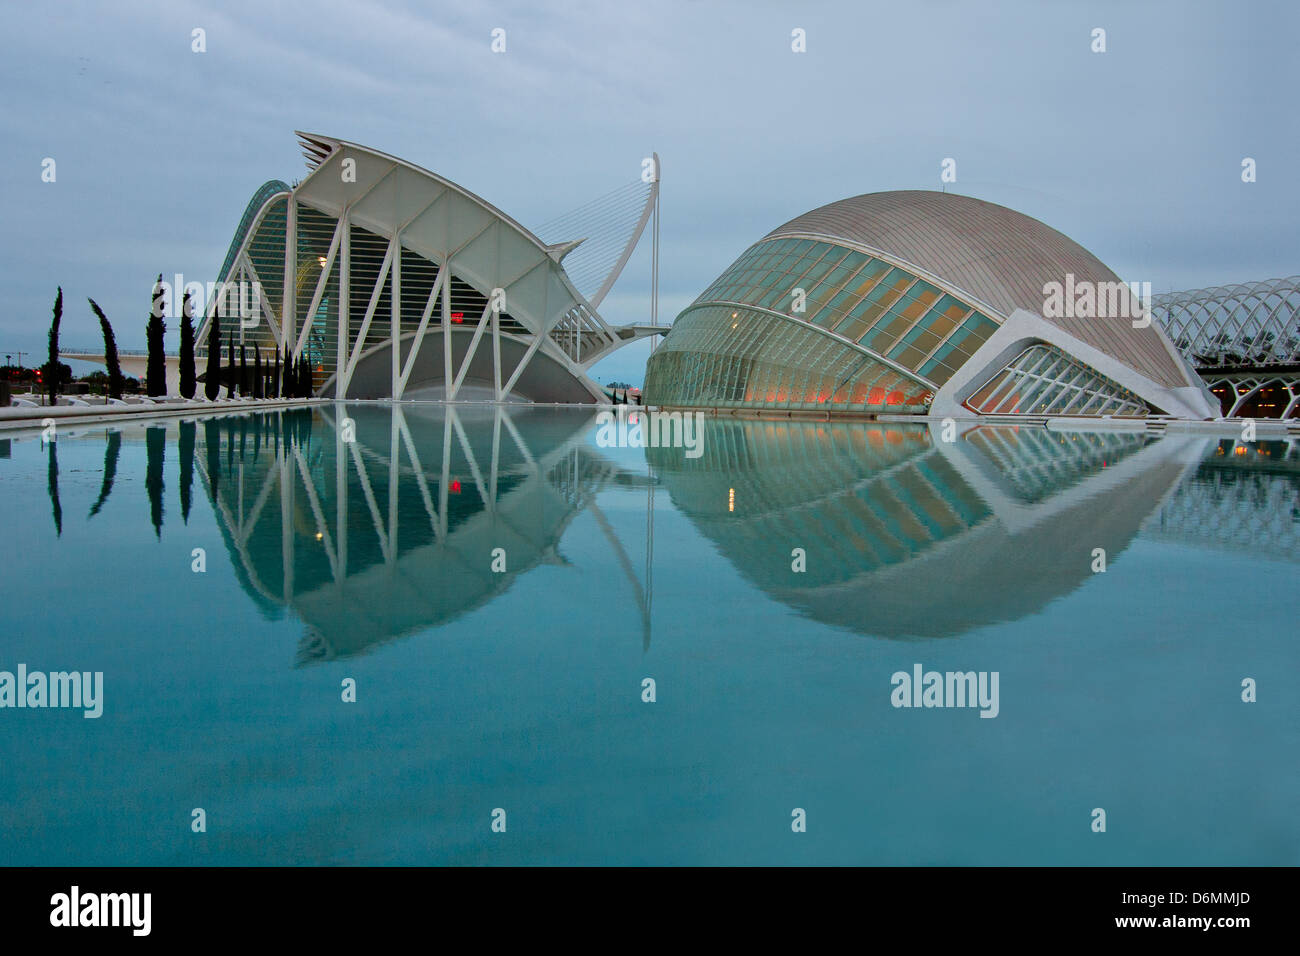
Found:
<box><xmin>765</xmin><ymin>191</ymin><xmax>1188</xmax><ymax>389</ymax></box>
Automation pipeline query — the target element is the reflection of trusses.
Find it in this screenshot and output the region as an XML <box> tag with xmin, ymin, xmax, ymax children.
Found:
<box><xmin>1153</xmin><ymin>276</ymin><xmax>1300</xmax><ymax>368</ymax></box>
<box><xmin>196</xmin><ymin>406</ymin><xmax>657</xmax><ymax>660</ymax></box>
<box><xmin>1142</xmin><ymin>445</ymin><xmax>1300</xmax><ymax>561</ymax></box>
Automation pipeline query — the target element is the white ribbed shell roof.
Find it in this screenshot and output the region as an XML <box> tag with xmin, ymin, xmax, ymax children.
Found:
<box><xmin>765</xmin><ymin>190</ymin><xmax>1188</xmax><ymax>389</ymax></box>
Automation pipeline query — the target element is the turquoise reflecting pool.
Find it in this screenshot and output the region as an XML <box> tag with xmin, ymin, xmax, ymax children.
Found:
<box><xmin>0</xmin><ymin>406</ymin><xmax>1296</xmax><ymax>865</ymax></box>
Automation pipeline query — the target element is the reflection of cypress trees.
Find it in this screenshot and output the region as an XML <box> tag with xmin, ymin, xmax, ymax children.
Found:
<box><xmin>179</xmin><ymin>420</ymin><xmax>195</xmax><ymax>524</ymax></box>
<box><xmin>251</xmin><ymin>413</ymin><xmax>261</xmax><ymax>463</ymax></box>
<box><xmin>146</xmin><ymin>426</ymin><xmax>165</xmax><ymax>538</ymax></box>
<box><xmin>89</xmin><ymin>429</ymin><xmax>121</xmax><ymax>517</ymax></box>
<box><xmin>47</xmin><ymin>439</ymin><xmax>62</xmax><ymax>536</ymax></box>
<box><xmin>225</xmin><ymin>414</ymin><xmax>234</xmax><ymax>474</ymax></box>
<box><xmin>239</xmin><ymin>415</ymin><xmax>248</xmax><ymax>463</ymax></box>
<box><xmin>204</xmin><ymin>418</ymin><xmax>221</xmax><ymax>496</ymax></box>
<box><xmin>288</xmin><ymin>409</ymin><xmax>311</xmax><ymax>449</ymax></box>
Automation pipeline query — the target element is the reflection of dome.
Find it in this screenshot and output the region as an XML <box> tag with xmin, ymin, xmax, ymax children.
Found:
<box><xmin>649</xmin><ymin>419</ymin><xmax>1197</xmax><ymax>639</ymax></box>
<box><xmin>645</xmin><ymin>190</ymin><xmax>1216</xmax><ymax>419</ymax></box>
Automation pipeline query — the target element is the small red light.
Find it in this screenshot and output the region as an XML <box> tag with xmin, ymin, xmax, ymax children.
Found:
<box><xmin>450</xmin><ymin>479</ymin><xmax>461</xmax><ymax>493</ymax></box>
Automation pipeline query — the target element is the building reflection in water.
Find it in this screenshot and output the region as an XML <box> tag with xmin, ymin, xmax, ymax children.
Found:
<box><xmin>648</xmin><ymin>420</ymin><xmax>1299</xmax><ymax>639</ymax></box>
<box><xmin>199</xmin><ymin>405</ymin><xmax>652</xmax><ymax>663</ymax></box>
<box><xmin>194</xmin><ymin>404</ymin><xmax>1299</xmax><ymax>656</ymax></box>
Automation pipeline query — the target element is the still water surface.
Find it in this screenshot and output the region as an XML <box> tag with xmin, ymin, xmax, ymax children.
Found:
<box><xmin>1</xmin><ymin>405</ymin><xmax>1296</xmax><ymax>864</ymax></box>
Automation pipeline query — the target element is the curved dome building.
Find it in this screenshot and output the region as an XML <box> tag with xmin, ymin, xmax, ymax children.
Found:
<box><xmin>645</xmin><ymin>191</ymin><xmax>1218</xmax><ymax>419</ymax></box>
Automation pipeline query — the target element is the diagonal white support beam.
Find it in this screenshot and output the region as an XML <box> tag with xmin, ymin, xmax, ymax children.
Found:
<box><xmin>241</xmin><ymin>255</ymin><xmax>285</xmax><ymax>349</ymax></box>
<box><xmin>500</xmin><ymin>326</ymin><xmax>548</xmax><ymax>400</ymax></box>
<box><xmin>395</xmin><ymin>267</ymin><xmax>445</xmax><ymax>398</ymax></box>
<box><xmin>336</xmin><ymin>213</ymin><xmax>350</xmax><ymax>398</ymax></box>
<box><xmin>295</xmin><ymin>217</ymin><xmax>344</xmax><ymax>359</ymax></box>
<box><xmin>390</xmin><ymin>236</ymin><xmax>402</xmax><ymax>402</ymax></box>
<box><xmin>283</xmin><ymin>199</ymin><xmax>297</xmax><ymax>356</ymax></box>
<box><xmin>448</xmin><ymin>300</ymin><xmax>494</xmax><ymax>400</ymax></box>
<box><xmin>339</xmin><ymin>238</ymin><xmax>396</xmax><ymax>395</ymax></box>
<box><xmin>442</xmin><ymin>259</ymin><xmax>453</xmax><ymax>393</ymax></box>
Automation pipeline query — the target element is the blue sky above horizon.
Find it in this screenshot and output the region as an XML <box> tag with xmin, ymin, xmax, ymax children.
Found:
<box><xmin>1</xmin><ymin>0</ymin><xmax>1296</xmax><ymax>385</ymax></box>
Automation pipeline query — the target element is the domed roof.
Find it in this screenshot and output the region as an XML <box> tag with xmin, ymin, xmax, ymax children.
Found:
<box><xmin>764</xmin><ymin>190</ymin><xmax>1188</xmax><ymax>388</ymax></box>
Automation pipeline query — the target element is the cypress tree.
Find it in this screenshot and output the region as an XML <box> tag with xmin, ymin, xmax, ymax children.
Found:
<box><xmin>302</xmin><ymin>356</ymin><xmax>313</xmax><ymax>397</ymax></box>
<box><xmin>88</xmin><ymin>297</ymin><xmax>123</xmax><ymax>400</ymax></box>
<box><xmin>272</xmin><ymin>347</ymin><xmax>281</xmax><ymax>398</ymax></box>
<box><xmin>204</xmin><ymin>310</ymin><xmax>221</xmax><ymax>401</ymax></box>
<box><xmin>179</xmin><ymin>292</ymin><xmax>197</xmax><ymax>399</ymax></box>
<box><xmin>146</xmin><ymin>274</ymin><xmax>167</xmax><ymax>397</ymax></box>
<box><xmin>227</xmin><ymin>333</ymin><xmax>237</xmax><ymax>397</ymax></box>
<box><xmin>239</xmin><ymin>344</ymin><xmax>248</xmax><ymax>397</ymax></box>
<box><xmin>46</xmin><ymin>286</ymin><xmax>62</xmax><ymax>406</ymax></box>
<box><xmin>253</xmin><ymin>348</ymin><xmax>263</xmax><ymax>399</ymax></box>
<box><xmin>282</xmin><ymin>347</ymin><xmax>293</xmax><ymax>397</ymax></box>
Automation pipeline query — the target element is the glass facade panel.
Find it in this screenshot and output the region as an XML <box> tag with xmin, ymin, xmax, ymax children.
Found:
<box><xmin>645</xmin><ymin>305</ymin><xmax>933</xmax><ymax>414</ymax></box>
<box><xmin>652</xmin><ymin>235</ymin><xmax>1138</xmax><ymax>414</ymax></box>
<box><xmin>963</xmin><ymin>344</ymin><xmax>1148</xmax><ymax>417</ymax></box>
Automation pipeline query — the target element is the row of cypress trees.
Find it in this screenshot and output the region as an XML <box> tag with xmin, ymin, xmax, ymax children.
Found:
<box><xmin>199</xmin><ymin>305</ymin><xmax>313</xmax><ymax>399</ymax></box>
<box><xmin>41</xmin><ymin>284</ymin><xmax>315</xmax><ymax>403</ymax></box>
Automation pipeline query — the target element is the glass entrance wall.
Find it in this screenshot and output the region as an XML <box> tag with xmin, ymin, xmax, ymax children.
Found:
<box><xmin>964</xmin><ymin>344</ymin><xmax>1149</xmax><ymax>417</ymax></box>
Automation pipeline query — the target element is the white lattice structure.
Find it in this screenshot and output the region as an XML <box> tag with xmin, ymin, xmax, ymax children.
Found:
<box><xmin>1153</xmin><ymin>276</ymin><xmax>1300</xmax><ymax>417</ymax></box>
<box><xmin>196</xmin><ymin>134</ymin><xmax>663</xmax><ymax>402</ymax></box>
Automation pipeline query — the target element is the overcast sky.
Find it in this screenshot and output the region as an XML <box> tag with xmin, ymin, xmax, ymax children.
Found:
<box><xmin>2</xmin><ymin>0</ymin><xmax>1295</xmax><ymax>384</ymax></box>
